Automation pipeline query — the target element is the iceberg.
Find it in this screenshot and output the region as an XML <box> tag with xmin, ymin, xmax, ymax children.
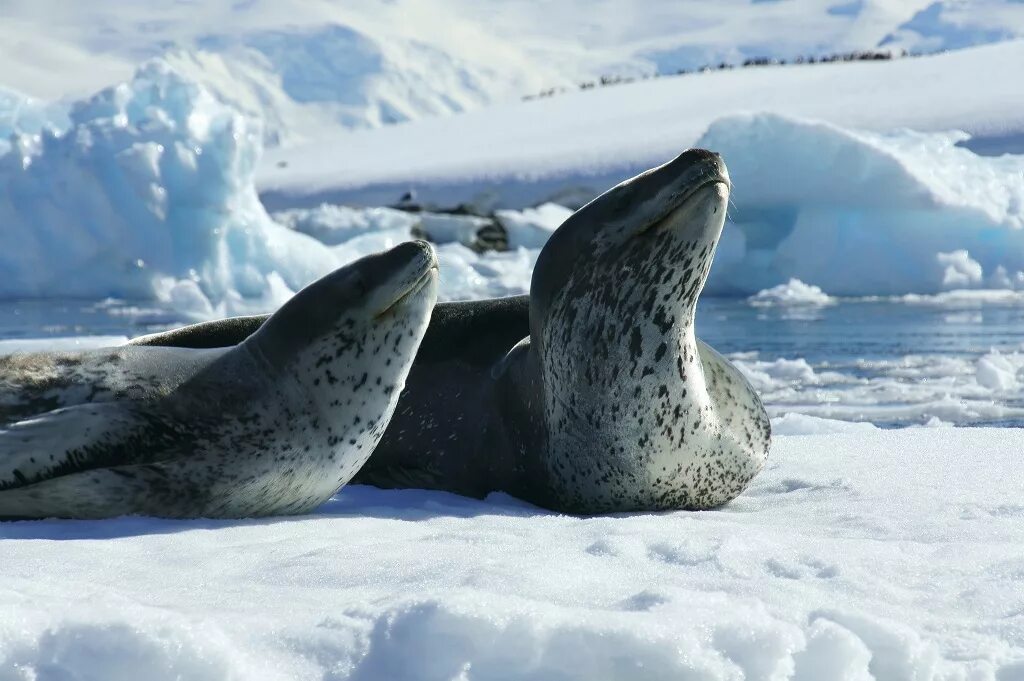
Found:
<box><xmin>702</xmin><ymin>113</ymin><xmax>1024</xmax><ymax>296</ymax></box>
<box><xmin>0</xmin><ymin>61</ymin><xmax>338</xmax><ymax>317</ymax></box>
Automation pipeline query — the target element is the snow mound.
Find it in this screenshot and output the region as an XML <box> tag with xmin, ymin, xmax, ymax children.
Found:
<box><xmin>165</xmin><ymin>23</ymin><xmax>557</xmax><ymax>146</ymax></box>
<box><xmin>702</xmin><ymin>113</ymin><xmax>1024</xmax><ymax>296</ymax></box>
<box><xmin>259</xmin><ymin>40</ymin><xmax>1024</xmax><ymax>211</ymax></box>
<box><xmin>748</xmin><ymin>279</ymin><xmax>835</xmax><ymax>307</ymax></box>
<box><xmin>5</xmin><ymin>0</ymin><xmax>1024</xmax><ymax>147</ymax></box>
<box><xmin>1</xmin><ymin>429</ymin><xmax>1021</xmax><ymax>679</ymax></box>
<box><xmin>0</xmin><ymin>61</ymin><xmax>341</xmax><ymax>317</ymax></box>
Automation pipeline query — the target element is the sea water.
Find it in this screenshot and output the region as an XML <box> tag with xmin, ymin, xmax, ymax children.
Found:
<box><xmin>3</xmin><ymin>297</ymin><xmax>1022</xmax><ymax>428</ymax></box>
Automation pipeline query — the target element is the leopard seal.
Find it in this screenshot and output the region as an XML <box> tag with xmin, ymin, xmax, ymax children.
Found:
<box><xmin>0</xmin><ymin>241</ymin><xmax>438</xmax><ymax>519</ymax></box>
<box><xmin>135</xmin><ymin>149</ymin><xmax>770</xmax><ymax>513</ymax></box>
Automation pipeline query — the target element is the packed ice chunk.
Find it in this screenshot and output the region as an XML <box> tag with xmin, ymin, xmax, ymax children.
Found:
<box><xmin>975</xmin><ymin>350</ymin><xmax>1023</xmax><ymax>392</ymax></box>
<box><xmin>495</xmin><ymin>203</ymin><xmax>573</xmax><ymax>249</ymax></box>
<box><xmin>748</xmin><ymin>279</ymin><xmax>835</xmax><ymax>307</ymax></box>
<box><xmin>273</xmin><ymin>204</ymin><xmax>418</xmax><ymax>246</ymax></box>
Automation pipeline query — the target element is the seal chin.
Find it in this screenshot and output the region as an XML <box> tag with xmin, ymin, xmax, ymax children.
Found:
<box><xmin>641</xmin><ymin>179</ymin><xmax>730</xmax><ymax>240</ymax></box>
<box><xmin>376</xmin><ymin>265</ymin><xmax>439</xmax><ymax>319</ymax></box>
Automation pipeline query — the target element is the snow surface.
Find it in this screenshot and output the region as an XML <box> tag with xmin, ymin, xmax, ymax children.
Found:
<box><xmin>4</xmin><ymin>1</ymin><xmax>1024</xmax><ymax>146</ymax></box>
<box><xmin>2</xmin><ymin>428</ymin><xmax>1022</xmax><ymax>680</ymax></box>
<box><xmin>257</xmin><ymin>40</ymin><xmax>1024</xmax><ymax>210</ymax></box>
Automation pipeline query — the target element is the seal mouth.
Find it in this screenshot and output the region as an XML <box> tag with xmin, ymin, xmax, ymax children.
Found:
<box><xmin>375</xmin><ymin>264</ymin><xmax>438</xmax><ymax>318</ymax></box>
<box><xmin>638</xmin><ymin>178</ymin><xmax>731</xmax><ymax>238</ymax></box>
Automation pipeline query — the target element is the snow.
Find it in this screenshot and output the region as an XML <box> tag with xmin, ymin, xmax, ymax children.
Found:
<box><xmin>5</xmin><ymin>1</ymin><xmax>1024</xmax><ymax>146</ymax></box>
<box><xmin>257</xmin><ymin>40</ymin><xmax>1024</xmax><ymax>210</ymax></box>
<box><xmin>0</xmin><ymin>337</ymin><xmax>128</xmax><ymax>355</ymax></box>
<box><xmin>769</xmin><ymin>413</ymin><xmax>880</xmax><ymax>436</ymax></box>
<box><xmin>1</xmin><ymin>428</ymin><xmax>1021</xmax><ymax>680</ymax></box>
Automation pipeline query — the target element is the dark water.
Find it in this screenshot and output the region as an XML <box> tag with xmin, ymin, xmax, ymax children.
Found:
<box><xmin>697</xmin><ymin>299</ymin><xmax>1024</xmax><ymax>363</ymax></box>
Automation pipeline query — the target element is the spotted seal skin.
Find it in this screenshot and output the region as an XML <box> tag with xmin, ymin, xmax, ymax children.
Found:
<box><xmin>0</xmin><ymin>241</ymin><xmax>438</xmax><ymax>519</ymax></box>
<box><xmin>135</xmin><ymin>150</ymin><xmax>770</xmax><ymax>514</ymax></box>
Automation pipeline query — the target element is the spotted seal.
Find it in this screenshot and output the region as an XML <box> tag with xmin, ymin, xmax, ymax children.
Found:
<box><xmin>135</xmin><ymin>150</ymin><xmax>770</xmax><ymax>513</ymax></box>
<box><xmin>0</xmin><ymin>241</ymin><xmax>438</xmax><ymax>519</ymax></box>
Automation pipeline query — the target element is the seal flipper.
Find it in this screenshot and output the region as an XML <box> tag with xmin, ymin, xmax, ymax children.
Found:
<box><xmin>696</xmin><ymin>339</ymin><xmax>772</xmax><ymax>457</ymax></box>
<box><xmin>0</xmin><ymin>458</ymin><xmax>193</xmax><ymax>520</ymax></box>
<box><xmin>0</xmin><ymin>401</ymin><xmax>172</xmax><ymax>491</ymax></box>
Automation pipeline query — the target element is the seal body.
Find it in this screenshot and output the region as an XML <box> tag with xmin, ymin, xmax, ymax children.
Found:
<box><xmin>136</xmin><ymin>150</ymin><xmax>771</xmax><ymax>514</ymax></box>
<box><xmin>0</xmin><ymin>241</ymin><xmax>438</xmax><ymax>519</ymax></box>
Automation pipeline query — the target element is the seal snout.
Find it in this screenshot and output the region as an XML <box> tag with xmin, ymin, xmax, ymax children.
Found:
<box><xmin>632</xmin><ymin>149</ymin><xmax>730</xmax><ymax>241</ymax></box>
<box><xmin>665</xmin><ymin>148</ymin><xmax>730</xmax><ymax>201</ymax></box>
<box><xmin>668</xmin><ymin>147</ymin><xmax>728</xmax><ymax>176</ymax></box>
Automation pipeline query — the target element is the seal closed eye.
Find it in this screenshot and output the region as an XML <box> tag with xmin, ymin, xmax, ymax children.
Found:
<box><xmin>135</xmin><ymin>150</ymin><xmax>771</xmax><ymax>514</ymax></box>
<box><xmin>0</xmin><ymin>241</ymin><xmax>438</xmax><ymax>519</ymax></box>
